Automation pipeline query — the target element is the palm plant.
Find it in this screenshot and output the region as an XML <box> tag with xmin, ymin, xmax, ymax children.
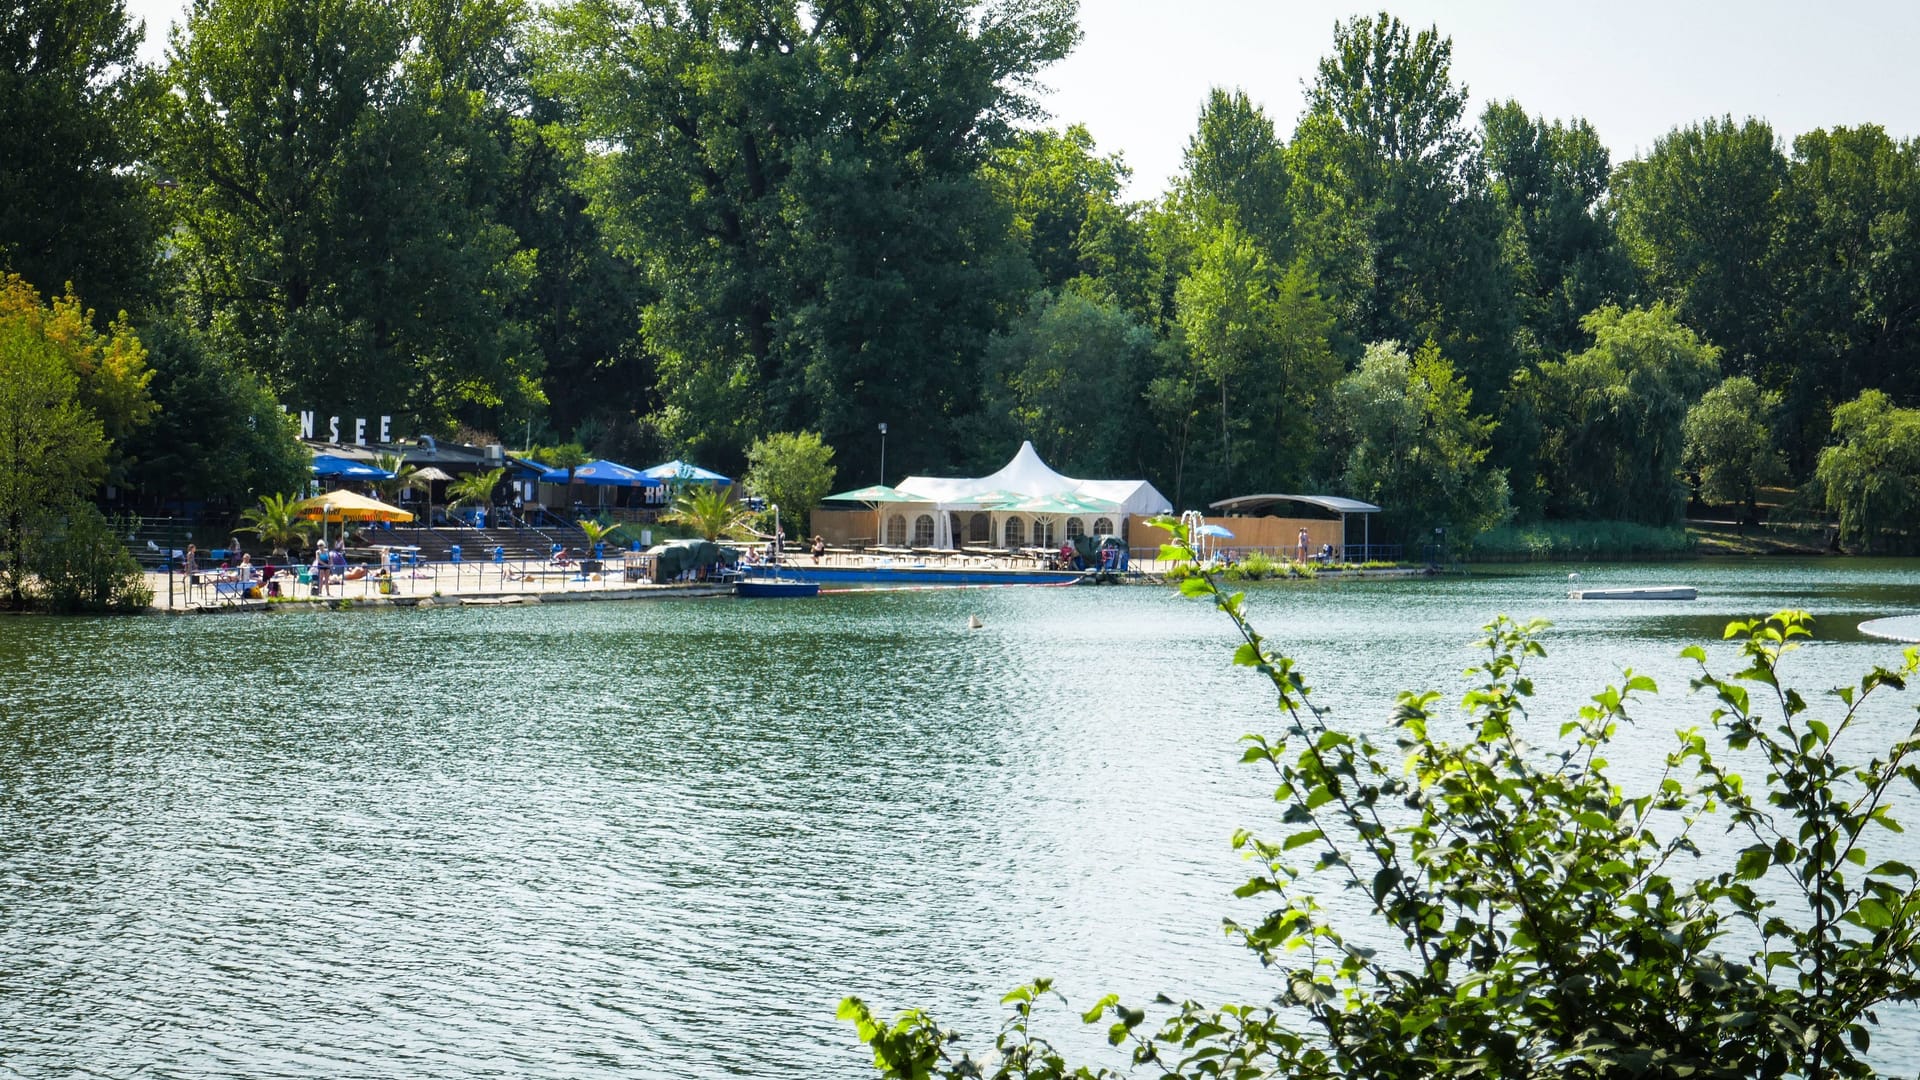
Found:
<box><xmin>665</xmin><ymin>486</ymin><xmax>753</xmax><ymax>541</ymax></box>
<box><xmin>238</xmin><ymin>493</ymin><xmax>317</xmax><ymax>557</ymax></box>
<box><xmin>370</xmin><ymin>452</ymin><xmax>425</xmax><ymax>504</ymax></box>
<box><xmin>445</xmin><ymin>467</ymin><xmax>505</xmax><ymax>511</ymax></box>
<box><xmin>578</xmin><ymin>517</ymin><xmax>622</xmax><ymax>548</ymax></box>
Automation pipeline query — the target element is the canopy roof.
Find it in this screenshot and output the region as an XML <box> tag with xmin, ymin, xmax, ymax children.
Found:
<box><xmin>1210</xmin><ymin>493</ymin><xmax>1382</xmax><ymax>516</ymax></box>
<box><xmin>641</xmin><ymin>459</ymin><xmax>731</xmax><ymax>484</ymax></box>
<box><xmin>897</xmin><ymin>442</ymin><xmax>1170</xmax><ymax>518</ymax></box>
<box><xmin>539</xmin><ymin>459</ymin><xmax>660</xmax><ymax>487</ymax></box>
<box><xmin>824</xmin><ymin>484</ymin><xmax>924</xmax><ymax>504</ymax></box>
<box><xmin>311</xmin><ymin>454</ymin><xmax>394</xmax><ymax>480</ymax></box>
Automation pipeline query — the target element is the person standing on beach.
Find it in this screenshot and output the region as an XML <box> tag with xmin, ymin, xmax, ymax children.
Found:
<box><xmin>183</xmin><ymin>544</ymin><xmax>197</xmax><ymax>583</ymax></box>
<box><xmin>1297</xmin><ymin>527</ymin><xmax>1309</xmax><ymax>561</ymax></box>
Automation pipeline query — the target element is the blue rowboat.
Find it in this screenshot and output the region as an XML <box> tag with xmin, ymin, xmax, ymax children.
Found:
<box><xmin>735</xmin><ymin>576</ymin><xmax>820</xmax><ymax>598</ymax></box>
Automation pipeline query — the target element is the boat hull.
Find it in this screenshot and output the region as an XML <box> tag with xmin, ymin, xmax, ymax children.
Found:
<box><xmin>734</xmin><ymin>578</ymin><xmax>821</xmax><ymax>598</ymax></box>
<box><xmin>770</xmin><ymin>566</ymin><xmax>1082</xmax><ymax>587</ymax></box>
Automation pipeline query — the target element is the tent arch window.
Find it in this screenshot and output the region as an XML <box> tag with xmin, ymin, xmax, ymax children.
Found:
<box><xmin>912</xmin><ymin>514</ymin><xmax>935</xmax><ymax>547</ymax></box>
<box><xmin>1032</xmin><ymin>519</ymin><xmax>1055</xmax><ymax>548</ymax></box>
<box><xmin>1093</xmin><ymin>517</ymin><xmax>1114</xmax><ymax>536</ymax></box>
<box><xmin>1065</xmin><ymin>517</ymin><xmax>1085</xmax><ymax>540</ymax></box>
<box><xmin>1003</xmin><ymin>516</ymin><xmax>1025</xmax><ymax>548</ymax></box>
<box><xmin>968</xmin><ymin>514</ymin><xmax>990</xmax><ymax>543</ymax></box>
<box><xmin>885</xmin><ymin>514</ymin><xmax>908</xmax><ymax>546</ymax></box>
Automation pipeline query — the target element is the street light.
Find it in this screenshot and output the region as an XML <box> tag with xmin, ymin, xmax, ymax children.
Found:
<box><xmin>878</xmin><ymin>422</ymin><xmax>888</xmax><ymax>485</ymax></box>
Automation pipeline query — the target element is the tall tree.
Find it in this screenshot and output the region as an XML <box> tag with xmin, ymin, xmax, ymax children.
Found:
<box><xmin>1682</xmin><ymin>375</ymin><xmax>1783</xmax><ymax>522</ymax></box>
<box><xmin>982</xmin><ymin>124</ymin><xmax>1128</xmax><ymax>291</ymax></box>
<box><xmin>1815</xmin><ymin>388</ymin><xmax>1920</xmax><ymax>551</ymax></box>
<box><xmin>541</xmin><ymin>0</ymin><xmax>1077</xmax><ymax>474</ymax></box>
<box><xmin>984</xmin><ymin>289</ymin><xmax>1161</xmax><ymax>479</ymax></box>
<box><xmin>0</xmin><ymin>0</ymin><xmax>160</xmax><ymax>320</ymax></box>
<box><xmin>1613</xmin><ymin>116</ymin><xmax>1786</xmax><ymax>382</ymax></box>
<box><xmin>1288</xmin><ymin>12</ymin><xmax>1515</xmax><ymax>400</ymax></box>
<box><xmin>1481</xmin><ymin>100</ymin><xmax>1635</xmax><ymax>357</ymax></box>
<box><xmin>156</xmin><ymin>0</ymin><xmax>541</xmax><ymax>431</ymax></box>
<box><xmin>1528</xmin><ymin>304</ymin><xmax>1720</xmax><ymax>524</ymax></box>
<box><xmin>1170</xmin><ymin>88</ymin><xmax>1292</xmax><ymax>267</ymax></box>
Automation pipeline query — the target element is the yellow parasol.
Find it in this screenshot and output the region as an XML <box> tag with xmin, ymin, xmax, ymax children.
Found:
<box><xmin>293</xmin><ymin>490</ymin><xmax>414</xmax><ymax>523</ymax></box>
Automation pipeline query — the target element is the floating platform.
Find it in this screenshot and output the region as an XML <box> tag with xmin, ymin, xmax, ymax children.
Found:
<box><xmin>1858</xmin><ymin>615</ymin><xmax>1920</xmax><ymax>642</ymax></box>
<box><xmin>1569</xmin><ymin>586</ymin><xmax>1698</xmax><ymax>601</ymax></box>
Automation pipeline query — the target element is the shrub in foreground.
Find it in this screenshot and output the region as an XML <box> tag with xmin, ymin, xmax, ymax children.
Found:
<box><xmin>843</xmin><ymin>519</ymin><xmax>1920</xmax><ymax>1078</ymax></box>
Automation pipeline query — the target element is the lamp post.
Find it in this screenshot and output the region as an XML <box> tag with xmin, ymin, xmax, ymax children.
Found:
<box><xmin>877</xmin><ymin>422</ymin><xmax>888</xmax><ymax>485</ymax></box>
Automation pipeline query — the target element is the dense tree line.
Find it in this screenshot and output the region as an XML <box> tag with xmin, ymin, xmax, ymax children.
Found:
<box><xmin>8</xmin><ymin>0</ymin><xmax>1920</xmax><ymax>545</ymax></box>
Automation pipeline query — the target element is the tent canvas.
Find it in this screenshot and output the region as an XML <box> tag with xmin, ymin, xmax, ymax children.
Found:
<box><xmin>893</xmin><ymin>441</ymin><xmax>1171</xmax><ymax>547</ymax></box>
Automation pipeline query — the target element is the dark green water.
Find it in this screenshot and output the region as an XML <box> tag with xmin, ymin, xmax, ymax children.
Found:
<box><xmin>4</xmin><ymin>559</ymin><xmax>1920</xmax><ymax>1077</ymax></box>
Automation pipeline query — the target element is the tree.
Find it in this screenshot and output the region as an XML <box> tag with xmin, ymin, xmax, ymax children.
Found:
<box><xmin>665</xmin><ymin>486</ymin><xmax>752</xmax><ymax>542</ymax></box>
<box><xmin>1814</xmin><ymin>389</ymin><xmax>1920</xmax><ymax>551</ymax></box>
<box><xmin>0</xmin><ymin>286</ymin><xmax>110</xmax><ymax>605</ymax></box>
<box><xmin>1175</xmin><ymin>225</ymin><xmax>1342</xmax><ymax>503</ymax></box>
<box><xmin>237</xmin><ymin>492</ymin><xmax>318</xmax><ymax>557</ymax></box>
<box><xmin>845</xmin><ymin>530</ymin><xmax>1920</xmax><ymax>1077</ymax></box>
<box><xmin>445</xmin><ymin>467</ymin><xmax>505</xmax><ymax>511</ymax></box>
<box><xmin>122</xmin><ymin>316</ymin><xmax>309</xmax><ymax>510</ymax></box>
<box><xmin>1169</xmin><ymin>88</ymin><xmax>1292</xmax><ymax>266</ymax></box>
<box><xmin>0</xmin><ymin>0</ymin><xmax>161</xmax><ymax>319</ymax></box>
<box><xmin>1330</xmin><ymin>338</ymin><xmax>1511</xmax><ymax>545</ymax></box>
<box><xmin>744</xmin><ymin>431</ymin><xmax>837</xmax><ymax>537</ymax></box>
<box><xmin>1683</xmin><ymin>375</ymin><xmax>1784</xmax><ymax>520</ymax></box>
<box><xmin>1287</xmin><ymin>12</ymin><xmax>1516</xmax><ymax>401</ymax></box>
<box><xmin>156</xmin><ymin>0</ymin><xmax>541</xmax><ymax>432</ymax></box>
<box><xmin>1613</xmin><ymin>117</ymin><xmax>1787</xmax><ymax>382</ymax></box>
<box><xmin>982</xmin><ymin>125</ymin><xmax>1129</xmax><ymax>291</ymax></box>
<box><xmin>985</xmin><ymin>290</ymin><xmax>1159</xmax><ymax>479</ymax></box>
<box><xmin>1529</xmin><ymin>304</ymin><xmax>1721</xmax><ymax>524</ymax></box>
<box><xmin>541</xmin><ymin>0</ymin><xmax>1077</xmax><ymax>473</ymax></box>
<box><xmin>31</xmin><ymin>503</ymin><xmax>151</xmax><ymax>613</ymax></box>
<box><xmin>0</xmin><ymin>274</ymin><xmax>154</xmax><ymax>486</ymax></box>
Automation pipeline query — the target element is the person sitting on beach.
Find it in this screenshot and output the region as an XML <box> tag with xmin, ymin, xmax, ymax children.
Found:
<box><xmin>550</xmin><ymin>546</ymin><xmax>572</xmax><ymax>567</ymax></box>
<box><xmin>810</xmin><ymin>535</ymin><xmax>826</xmax><ymax>563</ymax></box>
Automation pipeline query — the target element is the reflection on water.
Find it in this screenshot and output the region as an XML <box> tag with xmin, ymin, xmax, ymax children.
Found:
<box><xmin>3</xmin><ymin>559</ymin><xmax>1920</xmax><ymax>1076</ymax></box>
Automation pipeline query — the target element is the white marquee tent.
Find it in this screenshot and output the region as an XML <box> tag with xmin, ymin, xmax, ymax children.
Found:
<box><xmin>878</xmin><ymin>442</ymin><xmax>1173</xmax><ymax>549</ymax></box>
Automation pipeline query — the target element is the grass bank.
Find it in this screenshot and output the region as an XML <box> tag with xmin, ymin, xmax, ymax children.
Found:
<box><xmin>1467</xmin><ymin>521</ymin><xmax>1695</xmax><ymax>562</ymax></box>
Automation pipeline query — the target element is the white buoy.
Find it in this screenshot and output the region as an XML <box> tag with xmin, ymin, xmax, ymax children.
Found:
<box><xmin>967</xmin><ymin>614</ymin><xmax>984</xmax><ymax>630</ymax></box>
<box><xmin>1568</xmin><ymin>572</ymin><xmax>1581</xmax><ymax>582</ymax></box>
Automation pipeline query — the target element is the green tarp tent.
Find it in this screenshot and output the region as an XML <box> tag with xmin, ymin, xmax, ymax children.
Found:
<box><xmin>647</xmin><ymin>538</ymin><xmax>736</xmax><ymax>582</ymax></box>
<box><xmin>1071</xmin><ymin>533</ymin><xmax>1128</xmax><ymax>570</ymax></box>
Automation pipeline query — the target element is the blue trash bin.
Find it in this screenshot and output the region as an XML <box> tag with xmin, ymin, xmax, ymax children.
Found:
<box><xmin>450</xmin><ymin>545</ymin><xmax>462</xmax><ymax>564</ymax></box>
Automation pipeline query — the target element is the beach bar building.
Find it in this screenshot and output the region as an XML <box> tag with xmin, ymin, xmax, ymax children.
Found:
<box><xmin>814</xmin><ymin>441</ymin><xmax>1171</xmax><ymax>550</ymax></box>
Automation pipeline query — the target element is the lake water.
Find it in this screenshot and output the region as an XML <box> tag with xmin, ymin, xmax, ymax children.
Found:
<box><xmin>5</xmin><ymin>559</ymin><xmax>1920</xmax><ymax>1077</ymax></box>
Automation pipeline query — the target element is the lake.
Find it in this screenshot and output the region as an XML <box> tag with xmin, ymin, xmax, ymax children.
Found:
<box><xmin>4</xmin><ymin>558</ymin><xmax>1919</xmax><ymax>1077</ymax></box>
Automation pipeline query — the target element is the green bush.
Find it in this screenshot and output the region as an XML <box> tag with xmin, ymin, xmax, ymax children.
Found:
<box><xmin>1468</xmin><ymin>519</ymin><xmax>1694</xmax><ymax>560</ymax></box>
<box><xmin>845</xmin><ymin>519</ymin><xmax>1920</xmax><ymax>1078</ymax></box>
<box><xmin>31</xmin><ymin>506</ymin><xmax>152</xmax><ymax>613</ymax></box>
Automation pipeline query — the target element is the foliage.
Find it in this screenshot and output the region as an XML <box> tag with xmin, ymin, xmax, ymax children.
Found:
<box><xmin>744</xmin><ymin>431</ymin><xmax>837</xmax><ymax>537</ymax></box>
<box><xmin>0</xmin><ymin>0</ymin><xmax>161</xmax><ymax>319</ymax></box>
<box><xmin>1527</xmin><ymin>304</ymin><xmax>1720</xmax><ymax>524</ymax></box>
<box><xmin>530</xmin><ymin>442</ymin><xmax>591</xmax><ymax>482</ymax></box>
<box><xmin>238</xmin><ymin>492</ymin><xmax>317</xmax><ymax>555</ymax></box>
<box><xmin>1331</xmin><ymin>339</ymin><xmax>1511</xmax><ymax>546</ymax></box>
<box><xmin>845</xmin><ymin>518</ymin><xmax>1920</xmax><ymax>1079</ymax></box>
<box><xmin>30</xmin><ymin>504</ymin><xmax>152</xmax><ymax>613</ymax></box>
<box><xmin>0</xmin><ymin>277</ymin><xmax>117</xmax><ymax>605</ymax></box>
<box><xmin>1683</xmin><ymin>375</ymin><xmax>1785</xmax><ymax>515</ymax></box>
<box><xmin>985</xmin><ymin>290</ymin><xmax>1161</xmax><ymax>479</ymax></box>
<box><xmin>121</xmin><ymin>316</ymin><xmax>309</xmax><ymax>509</ymax></box>
<box><xmin>576</xmin><ymin>516</ymin><xmax>621</xmax><ymax>552</ymax></box>
<box><xmin>1814</xmin><ymin>389</ymin><xmax>1920</xmax><ymax>551</ymax></box>
<box><xmin>370</xmin><ymin>453</ymin><xmax>425</xmax><ymax>505</ymax></box>
<box><xmin>664</xmin><ymin>486</ymin><xmax>753</xmax><ymax>543</ymax></box>
<box><xmin>541</xmin><ymin>0</ymin><xmax>1076</xmax><ymax>473</ymax></box>
<box><xmin>1467</xmin><ymin>520</ymin><xmax>1696</xmax><ymax>560</ymax></box>
<box><xmin>982</xmin><ymin>125</ymin><xmax>1130</xmax><ymax>291</ymax></box>
<box><xmin>445</xmin><ymin>467</ymin><xmax>505</xmax><ymax>510</ymax></box>
<box><xmin>156</xmin><ymin>0</ymin><xmax>542</xmax><ymax>431</ymax></box>
<box><xmin>0</xmin><ymin>274</ymin><xmax>154</xmax><ymax>481</ymax></box>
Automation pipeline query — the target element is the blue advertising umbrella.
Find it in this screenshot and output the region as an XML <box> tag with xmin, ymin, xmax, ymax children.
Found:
<box><xmin>639</xmin><ymin>459</ymin><xmax>732</xmax><ymax>485</ymax></box>
<box><xmin>311</xmin><ymin>454</ymin><xmax>395</xmax><ymax>480</ymax></box>
<box><xmin>538</xmin><ymin>459</ymin><xmax>660</xmax><ymax>487</ymax></box>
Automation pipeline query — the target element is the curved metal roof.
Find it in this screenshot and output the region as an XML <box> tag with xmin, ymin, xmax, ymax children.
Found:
<box><xmin>1209</xmin><ymin>493</ymin><xmax>1381</xmax><ymax>515</ymax></box>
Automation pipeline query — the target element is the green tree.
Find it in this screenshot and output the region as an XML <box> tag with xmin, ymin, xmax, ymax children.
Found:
<box><xmin>0</xmin><ymin>274</ymin><xmax>154</xmax><ymax>487</ymax></box>
<box><xmin>122</xmin><ymin>316</ymin><xmax>309</xmax><ymax>510</ymax></box>
<box><xmin>1330</xmin><ymin>338</ymin><xmax>1511</xmax><ymax>545</ymax></box>
<box><xmin>1529</xmin><ymin>304</ymin><xmax>1721</xmax><ymax>524</ymax></box>
<box><xmin>31</xmin><ymin>504</ymin><xmax>151</xmax><ymax>613</ymax></box>
<box><xmin>1175</xmin><ymin>225</ymin><xmax>1341</xmax><ymax>502</ymax></box>
<box><xmin>1170</xmin><ymin>88</ymin><xmax>1292</xmax><ymax>266</ymax></box>
<box><xmin>156</xmin><ymin>0</ymin><xmax>541</xmax><ymax>431</ymax></box>
<box><xmin>0</xmin><ymin>0</ymin><xmax>161</xmax><ymax>319</ymax></box>
<box><xmin>985</xmin><ymin>290</ymin><xmax>1160</xmax><ymax>479</ymax></box>
<box><xmin>445</xmin><ymin>466</ymin><xmax>505</xmax><ymax>511</ymax></box>
<box><xmin>237</xmin><ymin>492</ymin><xmax>318</xmax><ymax>557</ymax></box>
<box><xmin>541</xmin><ymin>0</ymin><xmax>1076</xmax><ymax>473</ymax></box>
<box><xmin>744</xmin><ymin>431</ymin><xmax>837</xmax><ymax>537</ymax></box>
<box><xmin>1682</xmin><ymin>375</ymin><xmax>1784</xmax><ymax>520</ymax></box>
<box><xmin>846</xmin><ymin>531</ymin><xmax>1920</xmax><ymax>1077</ymax></box>
<box><xmin>1613</xmin><ymin>116</ymin><xmax>1786</xmax><ymax>382</ymax></box>
<box><xmin>1814</xmin><ymin>389</ymin><xmax>1920</xmax><ymax>551</ymax></box>
<box><xmin>1287</xmin><ymin>12</ymin><xmax>1516</xmax><ymax>401</ymax></box>
<box><xmin>0</xmin><ymin>286</ymin><xmax>110</xmax><ymax>605</ymax></box>
<box><xmin>982</xmin><ymin>125</ymin><xmax>1129</xmax><ymax>291</ymax></box>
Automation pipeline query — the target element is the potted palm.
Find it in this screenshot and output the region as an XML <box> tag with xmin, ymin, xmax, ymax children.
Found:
<box><xmin>238</xmin><ymin>493</ymin><xmax>317</xmax><ymax>561</ymax></box>
<box><xmin>444</xmin><ymin>467</ymin><xmax>505</xmax><ymax>527</ymax></box>
<box><xmin>577</xmin><ymin>517</ymin><xmax>621</xmax><ymax>571</ymax></box>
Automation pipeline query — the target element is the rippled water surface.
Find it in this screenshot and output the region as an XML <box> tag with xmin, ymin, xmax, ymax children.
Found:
<box><xmin>6</xmin><ymin>559</ymin><xmax>1920</xmax><ymax>1077</ymax></box>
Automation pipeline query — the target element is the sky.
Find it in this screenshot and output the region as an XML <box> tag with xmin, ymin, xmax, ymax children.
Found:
<box><xmin>122</xmin><ymin>0</ymin><xmax>1920</xmax><ymax>199</ymax></box>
